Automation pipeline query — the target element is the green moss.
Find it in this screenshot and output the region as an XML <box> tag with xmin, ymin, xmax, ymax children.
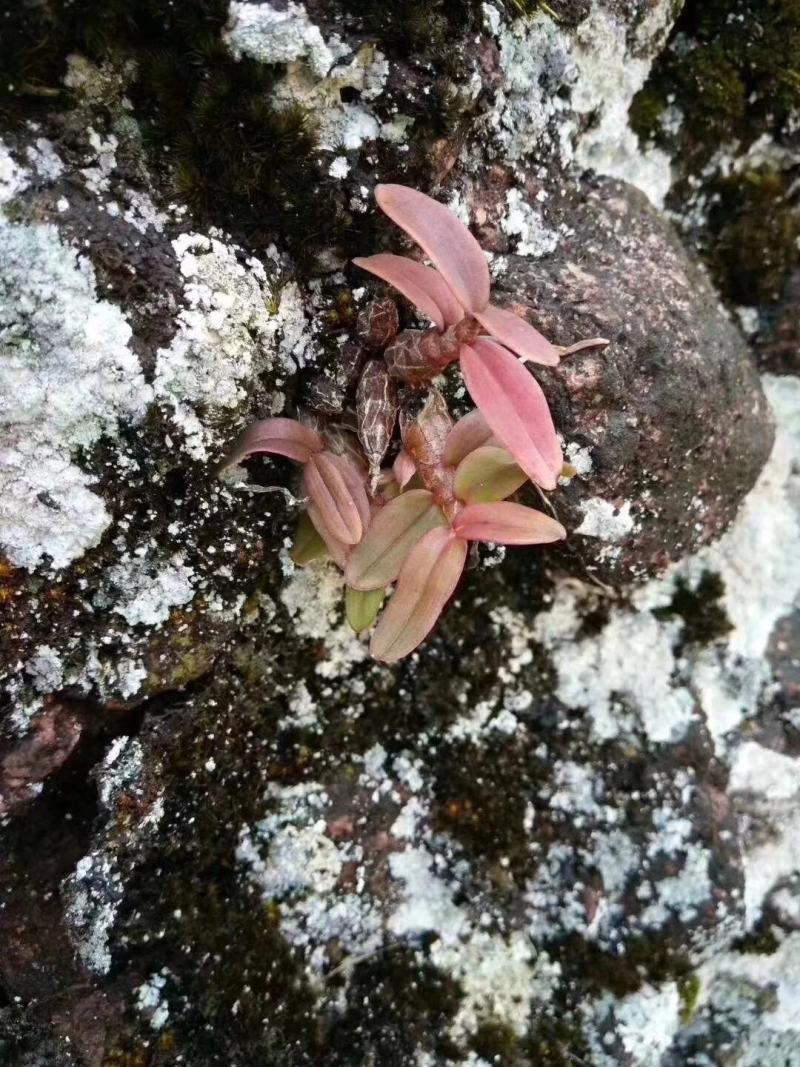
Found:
<box><xmin>678</xmin><ymin>972</ymin><xmax>701</xmax><ymax>1025</ymax></box>
<box><xmin>553</xmin><ymin>932</ymin><xmax>691</xmax><ymax>999</ymax></box>
<box><xmin>431</xmin><ymin>735</ymin><xmax>548</xmax><ymax>882</ymax></box>
<box><xmin>325</xmin><ymin>947</ymin><xmax>462</xmax><ymax>1065</ymax></box>
<box><xmin>732</xmin><ymin>923</ymin><xmax>781</xmax><ymax>956</ymax></box>
<box><xmin>653</xmin><ymin>571</ymin><xmax>733</xmax><ymax>648</ymax></box>
<box><xmin>523</xmin><ymin>1014</ymin><xmax>592</xmax><ymax>1066</ymax></box>
<box><xmin>631</xmin><ymin>0</ymin><xmax>800</xmax><ymax>151</ymax></box>
<box><xmin>703</xmin><ymin>169</ymin><xmax>800</xmax><ymax>306</ymax></box>
<box><xmin>630</xmin><ymin>1</ymin><xmax>800</xmax><ymax>312</ymax></box>
<box><xmin>118</xmin><ymin>682</ymin><xmax>321</xmax><ymax>1064</ymax></box>
<box><xmin>471</xmin><ymin>1018</ymin><xmax>523</xmax><ymax>1064</ymax></box>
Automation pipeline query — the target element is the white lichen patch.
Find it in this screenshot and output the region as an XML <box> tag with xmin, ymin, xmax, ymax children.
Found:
<box><xmin>154</xmin><ymin>232</ymin><xmax>309</xmax><ymax>460</ymax></box>
<box><xmin>590</xmin><ymin>981</ymin><xmax>682</xmax><ymax>1066</ymax></box>
<box><xmin>135</xmin><ymin>972</ymin><xmax>171</xmax><ymax>1031</ymax></box>
<box><xmin>0</xmin><ymin>137</ymin><xmax>29</xmax><ymax>204</ymax></box>
<box><xmin>0</xmin><ymin>219</ymin><xmax>151</xmax><ymax>569</ymax></box>
<box><xmin>698</xmin><ymin>932</ymin><xmax>800</xmax><ymax>1038</ymax></box>
<box><xmin>485</xmin><ymin>2</ymin><xmax>677</xmax><ymax>207</ymax></box>
<box><xmin>26</xmin><ymin>137</ymin><xmax>65</xmax><ymax>183</ymax></box>
<box><xmin>223</xmin><ymin>1</ymin><xmax>399</xmax><ymax>153</ymax></box>
<box><xmin>24</xmin><ymin>645</ymin><xmax>65</xmax><ymax>693</ymax></box>
<box><xmin>63</xmin><ymin>737</ymin><xmax>163</xmax><ymax>975</ymax></box>
<box><xmin>238</xmin><ymin>752</ymin><xmax>560</xmax><ymax>1042</ymax></box>
<box><xmin>280</xmin><ymin>561</ymin><xmax>368</xmax><ymax>678</ymax></box>
<box><xmin>224</xmin><ymin>1</ymin><xmax>348</xmax><ymax>77</ymax></box>
<box><xmin>534</xmin><ymin>585</ymin><xmax>695</xmax><ymax>743</ymax></box>
<box><xmin>501</xmin><ymin>188</ymin><xmax>559</xmax><ymax>257</ymax></box>
<box><xmin>575</xmin><ymin>497</ymin><xmax>636</xmax><ymax>542</ymax></box>
<box><xmin>238</xmin><ymin>780</ymin><xmax>383</xmax><ymax>974</ymax></box>
<box><xmin>272</xmin><ymin>44</ymin><xmax>400</xmax><ymax>152</ymax></box>
<box><xmin>532</xmin><ymin>375</ymin><xmax>800</xmax><ymax>751</ymax></box>
<box><xmin>570</xmin><ymin>4</ymin><xmax>676</xmax><ymax>208</ymax></box>
<box><xmin>96</xmin><ymin>555</ymin><xmax>196</xmax><ymax>626</ymax></box>
<box><xmin>728</xmin><ymin>742</ymin><xmax>800</xmax><ymax>927</ymax></box>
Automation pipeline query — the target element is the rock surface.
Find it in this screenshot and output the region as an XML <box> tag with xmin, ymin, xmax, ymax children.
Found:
<box><xmin>0</xmin><ymin>1</ymin><xmax>799</xmax><ymax>1065</ymax></box>
<box><xmin>492</xmin><ymin>177</ymin><xmax>774</xmax><ymax>583</ymax></box>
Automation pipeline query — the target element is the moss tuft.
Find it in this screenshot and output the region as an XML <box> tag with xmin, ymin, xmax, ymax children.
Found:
<box><xmin>0</xmin><ymin>0</ymin><xmax>358</xmax><ymax>270</ymax></box>
<box><xmin>325</xmin><ymin>947</ymin><xmax>462</xmax><ymax>1064</ymax></box>
<box><xmin>432</xmin><ymin>735</ymin><xmax>549</xmax><ymax>882</ymax></box>
<box><xmin>631</xmin><ymin>0</ymin><xmax>800</xmax><ymax>152</ymax></box>
<box><xmin>653</xmin><ymin>571</ymin><xmax>733</xmax><ymax>648</ymax></box>
<box><xmin>524</xmin><ymin>1014</ymin><xmax>592</xmax><ymax>1066</ymax></box>
<box><xmin>703</xmin><ymin>169</ymin><xmax>800</xmax><ymax>306</ymax></box>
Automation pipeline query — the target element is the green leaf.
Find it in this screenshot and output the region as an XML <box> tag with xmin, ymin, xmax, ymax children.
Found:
<box><xmin>345</xmin><ymin>489</ymin><xmax>446</xmax><ymax>591</ymax></box>
<box><xmin>346</xmin><ymin>586</ymin><xmax>385</xmax><ymax>634</ymax></box>
<box><xmin>454</xmin><ymin>445</ymin><xmax>528</xmax><ymax>503</ymax></box>
<box><xmin>290</xmin><ymin>511</ymin><xmax>329</xmax><ymax>565</ymax></box>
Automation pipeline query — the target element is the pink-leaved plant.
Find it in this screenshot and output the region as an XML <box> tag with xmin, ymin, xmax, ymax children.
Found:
<box><xmin>220</xmin><ymin>185</ymin><xmax>603</xmax><ymax>662</ymax></box>
<box><xmin>354</xmin><ymin>184</ymin><xmax>607</xmax><ymax>491</ymax></box>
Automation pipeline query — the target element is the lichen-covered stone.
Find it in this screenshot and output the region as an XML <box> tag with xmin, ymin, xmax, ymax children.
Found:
<box><xmin>1</xmin><ymin>0</ymin><xmax>799</xmax><ymax>1064</ymax></box>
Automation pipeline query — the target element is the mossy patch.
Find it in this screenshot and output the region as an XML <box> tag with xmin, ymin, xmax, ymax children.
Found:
<box><xmin>631</xmin><ymin>0</ymin><xmax>800</xmax><ymax>153</ymax></box>
<box><xmin>702</xmin><ymin>169</ymin><xmax>800</xmax><ymax>306</ymax></box>
<box><xmin>653</xmin><ymin>571</ymin><xmax>733</xmax><ymax>648</ymax></box>
<box><xmin>431</xmin><ymin>735</ymin><xmax>549</xmax><ymax>882</ymax></box>
<box><xmin>117</xmin><ymin>682</ymin><xmax>321</xmax><ymax>1065</ymax></box>
<box><xmin>325</xmin><ymin>947</ymin><xmax>462</xmax><ymax>1065</ymax></box>
<box><xmin>678</xmin><ymin>971</ymin><xmax>701</xmax><ymax>1025</ymax></box>
<box><xmin>0</xmin><ymin>1</ymin><xmax>356</xmax><ymax>270</ymax></box>
<box><xmin>630</xmin><ymin>0</ymin><xmax>800</xmax><ymax>310</ymax></box>
<box><xmin>553</xmin><ymin>931</ymin><xmax>692</xmax><ymax>999</ymax></box>
<box><xmin>523</xmin><ymin>1013</ymin><xmax>592</xmax><ymax>1066</ymax></box>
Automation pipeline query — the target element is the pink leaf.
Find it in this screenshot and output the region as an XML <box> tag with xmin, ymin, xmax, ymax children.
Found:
<box><xmin>393</xmin><ymin>449</ymin><xmax>417</xmax><ymax>489</ymax></box>
<box><xmin>303</xmin><ymin>452</ymin><xmax>369</xmax><ymax>545</ymax></box>
<box><xmin>442</xmin><ymin>409</ymin><xmax>496</xmax><ymax>467</ymax></box>
<box><xmin>218</xmin><ymin>418</ymin><xmax>323</xmax><ymax>472</ymax></box>
<box><xmin>474</xmin><ymin>304</ymin><xmax>560</xmax><ymax>366</ymax></box>
<box><xmin>345</xmin><ymin>489</ymin><xmax>446</xmax><ymax>591</ymax></box>
<box><xmin>352</xmin><ymin>254</ymin><xmax>463</xmax><ymax>329</ymax></box>
<box><xmin>375</xmin><ymin>184</ymin><xmax>490</xmax><ymax>314</ymax></box>
<box><xmin>452</xmin><ymin>501</ymin><xmax>566</xmax><ymax>544</ymax></box>
<box><xmin>370</xmin><ymin>527</ymin><xmax>467</xmax><ymax>663</ymax></box>
<box><xmin>459</xmin><ymin>338</ymin><xmax>562</xmax><ymax>491</ymax></box>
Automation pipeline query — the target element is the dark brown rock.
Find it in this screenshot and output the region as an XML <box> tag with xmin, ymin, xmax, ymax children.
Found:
<box><xmin>492</xmin><ymin>177</ymin><xmax>775</xmax><ymax>583</ymax></box>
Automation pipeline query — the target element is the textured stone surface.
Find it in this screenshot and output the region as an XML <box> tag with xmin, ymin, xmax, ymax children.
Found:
<box><xmin>493</xmin><ymin>177</ymin><xmax>775</xmax><ymax>583</ymax></box>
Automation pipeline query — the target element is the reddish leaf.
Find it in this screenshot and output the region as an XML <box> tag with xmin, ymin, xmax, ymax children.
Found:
<box><xmin>370</xmin><ymin>527</ymin><xmax>467</xmax><ymax>663</ymax></box>
<box><xmin>442</xmin><ymin>409</ymin><xmax>496</xmax><ymax>467</ymax></box>
<box><xmin>454</xmin><ymin>446</ymin><xmax>527</xmax><ymax>503</ymax></box>
<box><xmin>474</xmin><ymin>304</ymin><xmax>560</xmax><ymax>366</ymax></box>
<box><xmin>452</xmin><ymin>501</ymin><xmax>566</xmax><ymax>544</ymax></box>
<box><xmin>352</xmin><ymin>254</ymin><xmax>463</xmax><ymax>330</ymax></box>
<box><xmin>393</xmin><ymin>449</ymin><xmax>417</xmax><ymax>489</ymax></box>
<box><xmin>345</xmin><ymin>489</ymin><xmax>446</xmax><ymax>591</ymax></box>
<box><xmin>459</xmin><ymin>338</ymin><xmax>562</xmax><ymax>491</ymax></box>
<box><xmin>218</xmin><ymin>417</ymin><xmax>323</xmax><ymax>472</ymax></box>
<box><xmin>303</xmin><ymin>452</ymin><xmax>369</xmax><ymax>545</ymax></box>
<box><xmin>375</xmin><ymin>184</ymin><xmax>490</xmax><ymax>314</ymax></box>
